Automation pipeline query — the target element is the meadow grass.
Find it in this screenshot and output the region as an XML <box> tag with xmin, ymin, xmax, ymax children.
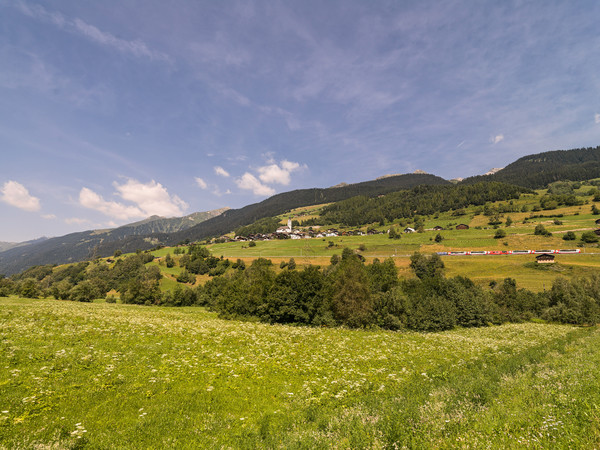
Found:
<box><xmin>2</xmin><ymin>298</ymin><xmax>600</xmax><ymax>448</ymax></box>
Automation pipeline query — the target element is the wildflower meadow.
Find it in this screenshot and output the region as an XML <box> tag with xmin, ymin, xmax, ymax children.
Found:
<box><xmin>1</xmin><ymin>297</ymin><xmax>600</xmax><ymax>448</ymax></box>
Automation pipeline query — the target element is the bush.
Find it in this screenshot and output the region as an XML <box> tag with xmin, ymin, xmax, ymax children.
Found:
<box><xmin>562</xmin><ymin>231</ymin><xmax>576</xmax><ymax>241</ymax></box>
<box><xmin>165</xmin><ymin>253</ymin><xmax>175</xmax><ymax>268</ymax></box>
<box><xmin>534</xmin><ymin>224</ymin><xmax>551</xmax><ymax>236</ymax></box>
<box><xmin>581</xmin><ymin>231</ymin><xmax>599</xmax><ymax>243</ymax></box>
<box><xmin>494</xmin><ymin>229</ymin><xmax>506</xmax><ymax>239</ymax></box>
<box><xmin>176</xmin><ymin>270</ymin><xmax>196</xmax><ymax>284</ymax></box>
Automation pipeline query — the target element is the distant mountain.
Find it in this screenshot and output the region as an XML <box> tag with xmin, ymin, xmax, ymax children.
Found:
<box><xmin>0</xmin><ymin>209</ymin><xmax>227</xmax><ymax>275</ymax></box>
<box><xmin>0</xmin><ymin>237</ymin><xmax>48</xmax><ymax>253</ymax></box>
<box><xmin>463</xmin><ymin>145</ymin><xmax>600</xmax><ymax>188</ymax></box>
<box><xmin>0</xmin><ymin>242</ymin><xmax>18</xmax><ymax>253</ymax></box>
<box><xmin>112</xmin><ymin>209</ymin><xmax>229</xmax><ymax>236</ymax></box>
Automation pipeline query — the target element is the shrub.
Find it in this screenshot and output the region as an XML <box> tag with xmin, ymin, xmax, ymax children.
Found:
<box><xmin>494</xmin><ymin>229</ymin><xmax>506</xmax><ymax>239</ymax></box>
<box><xmin>581</xmin><ymin>231</ymin><xmax>599</xmax><ymax>243</ymax></box>
<box><xmin>165</xmin><ymin>253</ymin><xmax>175</xmax><ymax>268</ymax></box>
<box><xmin>176</xmin><ymin>270</ymin><xmax>196</xmax><ymax>284</ymax></box>
<box><xmin>534</xmin><ymin>224</ymin><xmax>551</xmax><ymax>236</ymax></box>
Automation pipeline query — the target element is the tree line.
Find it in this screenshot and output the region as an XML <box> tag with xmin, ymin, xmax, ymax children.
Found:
<box><xmin>3</xmin><ymin>247</ymin><xmax>600</xmax><ymax>331</ymax></box>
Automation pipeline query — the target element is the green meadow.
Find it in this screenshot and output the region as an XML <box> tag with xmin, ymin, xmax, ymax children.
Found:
<box><xmin>2</xmin><ymin>298</ymin><xmax>600</xmax><ymax>448</ymax></box>
<box><xmin>144</xmin><ymin>193</ymin><xmax>600</xmax><ymax>293</ymax></box>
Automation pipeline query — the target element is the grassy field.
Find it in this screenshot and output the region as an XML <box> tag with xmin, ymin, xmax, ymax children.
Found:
<box><xmin>2</xmin><ymin>298</ymin><xmax>600</xmax><ymax>448</ymax></box>
<box><xmin>149</xmin><ymin>233</ymin><xmax>600</xmax><ymax>292</ymax></box>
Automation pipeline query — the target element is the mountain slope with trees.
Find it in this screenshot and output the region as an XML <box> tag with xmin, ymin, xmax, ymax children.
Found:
<box><xmin>463</xmin><ymin>145</ymin><xmax>600</xmax><ymax>188</ymax></box>
<box><xmin>164</xmin><ymin>173</ymin><xmax>450</xmax><ymax>246</ymax></box>
<box><xmin>319</xmin><ymin>182</ymin><xmax>530</xmax><ymax>226</ymax></box>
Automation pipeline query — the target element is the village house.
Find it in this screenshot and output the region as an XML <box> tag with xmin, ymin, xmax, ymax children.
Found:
<box><xmin>536</xmin><ymin>253</ymin><xmax>555</xmax><ymax>264</ymax></box>
<box><xmin>456</xmin><ymin>224</ymin><xmax>470</xmax><ymax>230</ymax></box>
<box><xmin>404</xmin><ymin>227</ymin><xmax>416</xmax><ymax>233</ymax></box>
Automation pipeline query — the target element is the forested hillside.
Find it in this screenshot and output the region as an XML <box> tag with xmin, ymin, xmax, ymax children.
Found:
<box><xmin>319</xmin><ymin>182</ymin><xmax>530</xmax><ymax>226</ymax></box>
<box><xmin>464</xmin><ymin>146</ymin><xmax>600</xmax><ymax>188</ymax></box>
<box><xmin>163</xmin><ymin>173</ymin><xmax>450</xmax><ymax>245</ymax></box>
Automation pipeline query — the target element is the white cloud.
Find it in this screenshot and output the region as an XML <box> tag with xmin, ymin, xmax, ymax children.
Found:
<box><xmin>258</xmin><ymin>160</ymin><xmax>303</xmax><ymax>185</ymax></box>
<box><xmin>42</xmin><ymin>214</ymin><xmax>56</xmax><ymax>220</ymax></box>
<box><xmin>79</xmin><ymin>187</ymin><xmax>145</xmax><ymax>220</ymax></box>
<box><xmin>235</xmin><ymin>173</ymin><xmax>275</xmax><ymax>196</ymax></box>
<box><xmin>0</xmin><ymin>181</ymin><xmax>41</xmax><ymax>212</ymax></box>
<box><xmin>195</xmin><ymin>177</ymin><xmax>208</xmax><ymax>189</ymax></box>
<box><xmin>595</xmin><ymin>113</ymin><xmax>600</xmax><ymax>124</ymax></box>
<box><xmin>114</xmin><ymin>179</ymin><xmax>188</xmax><ymax>217</ymax></box>
<box><xmin>214</xmin><ymin>166</ymin><xmax>230</xmax><ymax>177</ymax></box>
<box><xmin>491</xmin><ymin>134</ymin><xmax>504</xmax><ymax>144</ymax></box>
<box><xmin>79</xmin><ymin>179</ymin><xmax>187</xmax><ymax>221</ymax></box>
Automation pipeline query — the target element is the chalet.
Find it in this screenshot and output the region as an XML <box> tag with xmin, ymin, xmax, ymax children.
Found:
<box><xmin>456</xmin><ymin>224</ymin><xmax>470</xmax><ymax>230</ymax></box>
<box><xmin>433</xmin><ymin>226</ymin><xmax>444</xmax><ymax>231</ymax></box>
<box><xmin>536</xmin><ymin>253</ymin><xmax>555</xmax><ymax>264</ymax></box>
<box><xmin>404</xmin><ymin>227</ymin><xmax>416</xmax><ymax>233</ymax></box>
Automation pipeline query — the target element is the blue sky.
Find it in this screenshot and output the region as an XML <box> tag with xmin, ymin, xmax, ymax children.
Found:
<box><xmin>1</xmin><ymin>1</ymin><xmax>600</xmax><ymax>242</ymax></box>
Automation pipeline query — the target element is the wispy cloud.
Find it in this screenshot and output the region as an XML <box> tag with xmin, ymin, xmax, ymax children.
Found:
<box><xmin>64</xmin><ymin>217</ymin><xmax>90</xmax><ymax>225</ymax></box>
<box><xmin>195</xmin><ymin>177</ymin><xmax>208</xmax><ymax>189</ymax></box>
<box><xmin>491</xmin><ymin>134</ymin><xmax>504</xmax><ymax>144</ymax></box>
<box><xmin>14</xmin><ymin>2</ymin><xmax>170</xmax><ymax>62</ymax></box>
<box><xmin>41</xmin><ymin>214</ymin><xmax>56</xmax><ymax>220</ymax></box>
<box><xmin>595</xmin><ymin>113</ymin><xmax>600</xmax><ymax>124</ymax></box>
<box><xmin>0</xmin><ymin>181</ymin><xmax>41</xmax><ymax>212</ymax></box>
<box><xmin>214</xmin><ymin>166</ymin><xmax>230</xmax><ymax>177</ymax></box>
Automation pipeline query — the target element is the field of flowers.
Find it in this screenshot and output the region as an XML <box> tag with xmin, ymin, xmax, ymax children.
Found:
<box><xmin>1</xmin><ymin>298</ymin><xmax>600</xmax><ymax>448</ymax></box>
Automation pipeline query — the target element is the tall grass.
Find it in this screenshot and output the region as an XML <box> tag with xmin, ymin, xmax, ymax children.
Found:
<box><xmin>1</xmin><ymin>298</ymin><xmax>599</xmax><ymax>447</ymax></box>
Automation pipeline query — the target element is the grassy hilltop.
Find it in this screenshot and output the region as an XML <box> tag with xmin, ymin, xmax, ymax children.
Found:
<box><xmin>2</xmin><ymin>298</ymin><xmax>600</xmax><ymax>448</ymax></box>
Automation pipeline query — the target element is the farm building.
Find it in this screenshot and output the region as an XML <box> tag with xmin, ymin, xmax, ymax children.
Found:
<box><xmin>404</xmin><ymin>227</ymin><xmax>416</xmax><ymax>233</ymax></box>
<box><xmin>456</xmin><ymin>224</ymin><xmax>470</xmax><ymax>230</ymax></box>
<box><xmin>433</xmin><ymin>226</ymin><xmax>444</xmax><ymax>231</ymax></box>
<box><xmin>536</xmin><ymin>253</ymin><xmax>555</xmax><ymax>264</ymax></box>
